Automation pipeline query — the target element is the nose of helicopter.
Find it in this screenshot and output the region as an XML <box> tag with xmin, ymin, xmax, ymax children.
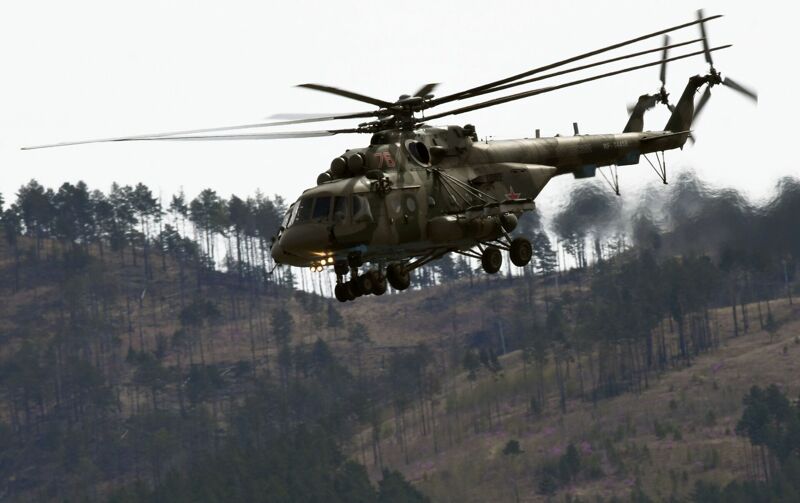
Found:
<box><xmin>271</xmin><ymin>224</ymin><xmax>329</xmax><ymax>267</ymax></box>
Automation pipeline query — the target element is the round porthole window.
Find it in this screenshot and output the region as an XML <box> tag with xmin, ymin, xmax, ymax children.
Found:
<box><xmin>404</xmin><ymin>140</ymin><xmax>431</xmax><ymax>166</ymax></box>
<box><xmin>405</xmin><ymin>196</ymin><xmax>417</xmax><ymax>212</ymax></box>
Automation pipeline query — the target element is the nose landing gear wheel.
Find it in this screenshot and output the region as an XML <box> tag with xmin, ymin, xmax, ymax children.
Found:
<box><xmin>371</xmin><ymin>271</ymin><xmax>388</xmax><ymax>296</ymax></box>
<box><xmin>335</xmin><ymin>282</ymin><xmax>357</xmax><ymax>302</ymax></box>
<box><xmin>358</xmin><ymin>273</ymin><xmax>374</xmax><ymax>295</ymax></box>
<box><xmin>348</xmin><ymin>279</ymin><xmax>364</xmax><ymax>297</ymax></box>
<box><xmin>386</xmin><ymin>263</ymin><xmax>411</xmax><ymax>291</ymax></box>
<box><xmin>509</xmin><ymin>237</ymin><xmax>533</xmax><ymax>267</ymax></box>
<box><xmin>481</xmin><ymin>246</ymin><xmax>503</xmax><ymax>274</ymax></box>
<box><xmin>334</xmin><ymin>283</ymin><xmax>348</xmax><ymax>302</ymax></box>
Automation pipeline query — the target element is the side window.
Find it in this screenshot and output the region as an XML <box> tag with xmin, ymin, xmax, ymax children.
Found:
<box><xmin>351</xmin><ymin>195</ymin><xmax>373</xmax><ymax>223</ymax></box>
<box><xmin>294</xmin><ymin>197</ymin><xmax>314</xmax><ymax>224</ymax></box>
<box><xmin>283</xmin><ymin>203</ymin><xmax>296</xmax><ymax>228</ymax></box>
<box><xmin>312</xmin><ymin>196</ymin><xmax>331</xmax><ymax>221</ymax></box>
<box><xmin>332</xmin><ymin>196</ymin><xmax>347</xmax><ymax>223</ymax></box>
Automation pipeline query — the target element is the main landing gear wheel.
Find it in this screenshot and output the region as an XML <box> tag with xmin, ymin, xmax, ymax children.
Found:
<box><xmin>386</xmin><ymin>263</ymin><xmax>411</xmax><ymax>291</ymax></box>
<box><xmin>358</xmin><ymin>273</ymin><xmax>374</xmax><ymax>295</ymax></box>
<box><xmin>370</xmin><ymin>271</ymin><xmax>388</xmax><ymax>296</ymax></box>
<box><xmin>509</xmin><ymin>237</ymin><xmax>533</xmax><ymax>267</ymax></box>
<box><xmin>334</xmin><ymin>282</ymin><xmax>357</xmax><ymax>302</ymax></box>
<box><xmin>481</xmin><ymin>246</ymin><xmax>503</xmax><ymax>274</ymax></box>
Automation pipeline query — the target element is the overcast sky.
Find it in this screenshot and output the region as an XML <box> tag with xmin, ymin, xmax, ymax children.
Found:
<box><xmin>1</xmin><ymin>0</ymin><xmax>792</xmax><ymax>215</ymax></box>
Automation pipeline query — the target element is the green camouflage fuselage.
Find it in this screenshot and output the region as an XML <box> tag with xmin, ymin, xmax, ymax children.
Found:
<box><xmin>270</xmin><ymin>125</ymin><xmax>687</xmax><ymax>268</ymax></box>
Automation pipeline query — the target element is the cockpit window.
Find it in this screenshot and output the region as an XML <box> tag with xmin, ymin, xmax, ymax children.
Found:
<box><xmin>282</xmin><ymin>203</ymin><xmax>296</xmax><ymax>228</ymax></box>
<box><xmin>294</xmin><ymin>197</ymin><xmax>314</xmax><ymax>224</ymax></box>
<box><xmin>332</xmin><ymin>196</ymin><xmax>347</xmax><ymax>222</ymax></box>
<box><xmin>312</xmin><ymin>196</ymin><xmax>331</xmax><ymax>220</ymax></box>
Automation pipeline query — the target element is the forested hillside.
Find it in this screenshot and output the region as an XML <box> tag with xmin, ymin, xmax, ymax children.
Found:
<box><xmin>0</xmin><ymin>172</ymin><xmax>799</xmax><ymax>501</ymax></box>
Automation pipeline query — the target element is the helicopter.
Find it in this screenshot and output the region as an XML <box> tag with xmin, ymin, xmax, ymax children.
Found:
<box><xmin>24</xmin><ymin>11</ymin><xmax>756</xmax><ymax>302</ymax></box>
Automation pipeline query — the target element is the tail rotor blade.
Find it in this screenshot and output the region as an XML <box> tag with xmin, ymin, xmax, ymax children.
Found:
<box><xmin>694</xmin><ymin>86</ymin><xmax>712</xmax><ymax>121</ymax></box>
<box><xmin>722</xmin><ymin>77</ymin><xmax>758</xmax><ymax>103</ymax></box>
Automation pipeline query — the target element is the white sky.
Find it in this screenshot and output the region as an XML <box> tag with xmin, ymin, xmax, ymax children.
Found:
<box><xmin>1</xmin><ymin>0</ymin><xmax>793</xmax><ymax>215</ymax></box>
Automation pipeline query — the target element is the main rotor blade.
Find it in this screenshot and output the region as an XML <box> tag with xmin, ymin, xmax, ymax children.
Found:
<box><xmin>297</xmin><ymin>83</ymin><xmax>394</xmax><ymax>108</ymax></box>
<box><xmin>267</xmin><ymin>111</ymin><xmax>380</xmax><ymax>120</ymax></box>
<box><xmin>22</xmin><ymin>112</ymin><xmax>376</xmax><ymax>150</ymax></box>
<box><xmin>694</xmin><ymin>86</ymin><xmax>712</xmax><ymax>121</ymax></box>
<box><xmin>119</xmin><ymin>129</ymin><xmax>361</xmax><ymax>142</ymax></box>
<box><xmin>448</xmin><ymin>38</ymin><xmax>702</xmax><ymax>100</ymax></box>
<box><xmin>431</xmin><ymin>13</ymin><xmax>722</xmax><ymax>107</ymax></box>
<box><xmin>422</xmin><ymin>45</ymin><xmax>731</xmax><ymax>122</ymax></box>
<box><xmin>660</xmin><ymin>35</ymin><xmax>670</xmax><ymax>86</ymax></box>
<box><xmin>697</xmin><ymin>9</ymin><xmax>714</xmax><ymax>68</ymax></box>
<box><xmin>414</xmin><ymin>83</ymin><xmax>439</xmax><ymax>98</ymax></box>
<box><xmin>722</xmin><ymin>77</ymin><xmax>758</xmax><ymax>103</ymax></box>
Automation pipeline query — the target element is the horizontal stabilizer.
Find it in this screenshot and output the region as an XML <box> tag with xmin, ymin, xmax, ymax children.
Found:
<box><xmin>640</xmin><ymin>130</ymin><xmax>692</xmax><ymax>142</ymax></box>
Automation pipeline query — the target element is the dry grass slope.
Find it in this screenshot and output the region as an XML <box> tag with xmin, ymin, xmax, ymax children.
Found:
<box><xmin>361</xmin><ymin>298</ymin><xmax>800</xmax><ymax>502</ymax></box>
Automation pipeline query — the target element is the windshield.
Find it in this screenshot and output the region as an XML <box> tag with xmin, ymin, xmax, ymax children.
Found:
<box><xmin>312</xmin><ymin>196</ymin><xmax>331</xmax><ymax>220</ymax></box>
<box><xmin>290</xmin><ymin>196</ymin><xmax>338</xmax><ymax>226</ymax></box>
<box><xmin>332</xmin><ymin>196</ymin><xmax>347</xmax><ymax>222</ymax></box>
<box><xmin>294</xmin><ymin>197</ymin><xmax>314</xmax><ymax>224</ymax></box>
<box><xmin>281</xmin><ymin>203</ymin><xmax>296</xmax><ymax>228</ymax></box>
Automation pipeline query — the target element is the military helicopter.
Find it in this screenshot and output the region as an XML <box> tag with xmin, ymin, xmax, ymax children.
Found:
<box><xmin>24</xmin><ymin>11</ymin><xmax>756</xmax><ymax>302</ymax></box>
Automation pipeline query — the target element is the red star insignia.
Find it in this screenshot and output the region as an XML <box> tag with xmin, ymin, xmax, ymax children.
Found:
<box><xmin>505</xmin><ymin>186</ymin><xmax>521</xmax><ymax>200</ymax></box>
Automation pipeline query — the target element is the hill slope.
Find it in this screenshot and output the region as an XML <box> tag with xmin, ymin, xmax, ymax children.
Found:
<box><xmin>1</xmin><ymin>233</ymin><xmax>799</xmax><ymax>501</ymax></box>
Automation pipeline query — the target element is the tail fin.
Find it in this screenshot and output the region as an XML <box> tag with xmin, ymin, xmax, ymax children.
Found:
<box><xmin>664</xmin><ymin>75</ymin><xmax>706</xmax><ymax>135</ymax></box>
<box><xmin>623</xmin><ymin>94</ymin><xmax>656</xmax><ymax>133</ymax></box>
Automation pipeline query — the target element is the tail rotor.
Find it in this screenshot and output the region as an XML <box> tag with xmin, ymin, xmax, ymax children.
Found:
<box><xmin>689</xmin><ymin>9</ymin><xmax>757</xmax><ymax>143</ymax></box>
